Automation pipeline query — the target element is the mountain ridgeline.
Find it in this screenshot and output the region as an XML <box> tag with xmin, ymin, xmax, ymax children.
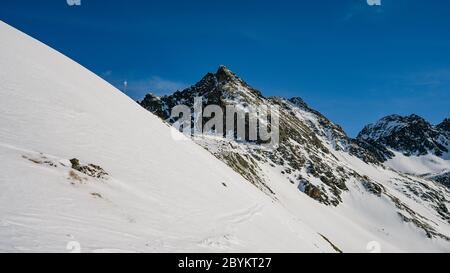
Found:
<box><xmin>139</xmin><ymin>66</ymin><xmax>450</xmax><ymax>242</ymax></box>
<box><xmin>141</xmin><ymin>66</ymin><xmax>449</xmax><ymax>163</ymax></box>
<box><xmin>140</xmin><ymin>66</ymin><xmax>386</xmax><ymax>204</ymax></box>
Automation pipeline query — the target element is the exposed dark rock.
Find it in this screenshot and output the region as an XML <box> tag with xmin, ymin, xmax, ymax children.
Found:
<box><xmin>350</xmin><ymin>138</ymin><xmax>394</xmax><ymax>163</ymax></box>
<box><xmin>437</xmin><ymin>118</ymin><xmax>450</xmax><ymax>132</ymax></box>
<box><xmin>70</xmin><ymin>158</ymin><xmax>108</xmax><ymax>179</ymax></box>
<box><xmin>70</xmin><ymin>158</ymin><xmax>81</xmax><ymax>170</ymax></box>
<box><xmin>361</xmin><ymin>178</ymin><xmax>384</xmax><ymax>197</ymax></box>
<box><xmin>319</xmin><ymin>234</ymin><xmax>343</xmax><ymax>253</ymax></box>
<box><xmin>428</xmin><ymin>171</ymin><xmax>450</xmax><ymax>189</ymax></box>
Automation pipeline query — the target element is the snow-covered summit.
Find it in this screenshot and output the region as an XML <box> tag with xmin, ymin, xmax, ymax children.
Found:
<box><xmin>358</xmin><ymin>114</ymin><xmax>449</xmax><ymax>157</ymax></box>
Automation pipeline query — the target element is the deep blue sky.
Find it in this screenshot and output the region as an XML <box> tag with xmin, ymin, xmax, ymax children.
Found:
<box><xmin>1</xmin><ymin>0</ymin><xmax>449</xmax><ymax>136</ymax></box>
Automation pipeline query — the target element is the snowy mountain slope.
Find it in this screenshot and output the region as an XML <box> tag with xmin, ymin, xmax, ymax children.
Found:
<box><xmin>141</xmin><ymin>66</ymin><xmax>450</xmax><ymax>252</ymax></box>
<box><xmin>0</xmin><ymin>21</ymin><xmax>338</xmax><ymax>253</ymax></box>
<box><xmin>385</xmin><ymin>151</ymin><xmax>450</xmax><ymax>176</ymax></box>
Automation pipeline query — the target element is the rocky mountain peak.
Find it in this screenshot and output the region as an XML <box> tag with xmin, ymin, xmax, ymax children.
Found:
<box><xmin>358</xmin><ymin>114</ymin><xmax>430</xmax><ymax>140</ymax></box>
<box><xmin>215</xmin><ymin>65</ymin><xmax>236</xmax><ymax>82</ymax></box>
<box><xmin>288</xmin><ymin>97</ymin><xmax>309</xmax><ymax>110</ymax></box>
<box><xmin>137</xmin><ymin>66</ymin><xmax>450</xmax><ymax>235</ymax></box>
<box><xmin>216</xmin><ymin>66</ymin><xmax>264</xmax><ymax>98</ymax></box>
<box><xmin>139</xmin><ymin>66</ymin><xmax>398</xmax><ymax>205</ymax></box>
<box><xmin>438</xmin><ymin>118</ymin><xmax>450</xmax><ymax>132</ymax></box>
<box><xmin>357</xmin><ymin>114</ymin><xmax>449</xmax><ymax>157</ymax></box>
<box><xmin>139</xmin><ymin>66</ymin><xmax>264</xmax><ymax>120</ymax></box>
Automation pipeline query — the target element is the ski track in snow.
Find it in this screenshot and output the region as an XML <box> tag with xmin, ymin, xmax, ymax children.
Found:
<box><xmin>198</xmin><ymin>203</ymin><xmax>264</xmax><ymax>250</ymax></box>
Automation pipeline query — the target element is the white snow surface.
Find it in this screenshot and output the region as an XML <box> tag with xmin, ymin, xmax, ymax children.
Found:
<box><xmin>386</xmin><ymin>151</ymin><xmax>450</xmax><ymax>175</ymax></box>
<box><xmin>0</xmin><ymin>21</ymin><xmax>332</xmax><ymax>253</ymax></box>
<box><xmin>0</xmin><ymin>21</ymin><xmax>449</xmax><ymax>253</ymax></box>
<box><xmin>195</xmin><ymin>134</ymin><xmax>450</xmax><ymax>253</ymax></box>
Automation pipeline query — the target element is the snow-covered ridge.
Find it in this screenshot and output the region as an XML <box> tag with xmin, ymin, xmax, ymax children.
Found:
<box><xmin>358</xmin><ymin>114</ymin><xmax>412</xmax><ymax>140</ymax></box>
<box><xmin>358</xmin><ymin>114</ymin><xmax>450</xmax><ymax>158</ymax></box>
